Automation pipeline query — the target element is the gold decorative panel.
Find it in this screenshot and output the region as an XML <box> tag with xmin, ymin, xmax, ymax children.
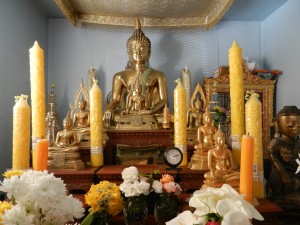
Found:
<box><xmin>55</xmin><ymin>0</ymin><xmax>233</xmax><ymax>29</ymax></box>
<box><xmin>203</xmin><ymin>66</ymin><xmax>277</xmax><ymax>159</ymax></box>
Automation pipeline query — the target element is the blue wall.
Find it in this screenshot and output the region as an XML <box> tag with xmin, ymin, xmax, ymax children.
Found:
<box><xmin>48</xmin><ymin>20</ymin><xmax>261</xmax><ymax>121</ymax></box>
<box><xmin>0</xmin><ymin>0</ymin><xmax>48</xmax><ymax>176</ymax></box>
<box><xmin>262</xmin><ymin>0</ymin><xmax>300</xmax><ymax>111</ymax></box>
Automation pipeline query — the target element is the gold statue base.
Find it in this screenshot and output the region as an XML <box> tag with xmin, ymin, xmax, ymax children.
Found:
<box><xmin>187</xmin><ymin>150</ymin><xmax>209</xmax><ymax>170</ymax></box>
<box><xmin>202</xmin><ymin>173</ymin><xmax>240</xmax><ymax>191</ymax></box>
<box><xmin>48</xmin><ymin>150</ymin><xmax>85</xmax><ymax>170</ymax></box>
<box><xmin>116</xmin><ymin>114</ymin><xmax>158</xmax><ymax>130</ymax></box>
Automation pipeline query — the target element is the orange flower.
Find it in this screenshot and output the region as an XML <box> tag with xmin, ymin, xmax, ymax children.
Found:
<box><xmin>160</xmin><ymin>174</ymin><xmax>174</xmax><ymax>184</ymax></box>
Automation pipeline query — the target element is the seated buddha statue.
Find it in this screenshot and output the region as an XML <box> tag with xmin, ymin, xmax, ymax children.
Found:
<box><xmin>187</xmin><ymin>97</ymin><xmax>203</xmax><ymax>129</ymax></box>
<box><xmin>48</xmin><ymin>113</ymin><xmax>84</xmax><ymax>170</ymax></box>
<box><xmin>188</xmin><ymin>107</ymin><xmax>217</xmax><ymax>170</ymax></box>
<box><xmin>72</xmin><ymin>97</ymin><xmax>90</xmax><ymax>143</ymax></box>
<box><xmin>103</xmin><ymin>16</ymin><xmax>167</xmax><ymax>129</ymax></box>
<box><xmin>202</xmin><ymin>125</ymin><xmax>239</xmax><ymax>189</ymax></box>
<box><xmin>125</xmin><ymin>80</ymin><xmax>150</xmax><ymax>113</ymax></box>
<box><xmin>267</xmin><ymin>106</ymin><xmax>300</xmax><ymax>209</ymax></box>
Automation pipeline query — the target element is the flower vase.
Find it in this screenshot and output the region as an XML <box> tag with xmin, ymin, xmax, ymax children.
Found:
<box><xmin>123</xmin><ymin>196</ymin><xmax>148</xmax><ymax>225</ymax></box>
<box><xmin>154</xmin><ymin>193</ymin><xmax>180</xmax><ymax>224</ymax></box>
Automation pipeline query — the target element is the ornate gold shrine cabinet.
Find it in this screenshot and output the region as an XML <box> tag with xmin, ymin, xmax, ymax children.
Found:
<box><xmin>203</xmin><ymin>66</ymin><xmax>277</xmax><ymax>159</ymax></box>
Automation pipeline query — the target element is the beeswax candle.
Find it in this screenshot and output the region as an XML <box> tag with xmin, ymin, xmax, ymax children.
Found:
<box><xmin>240</xmin><ymin>134</ymin><xmax>254</xmax><ymax>203</ymax></box>
<box><xmin>245</xmin><ymin>92</ymin><xmax>265</xmax><ymax>198</ymax></box>
<box><xmin>89</xmin><ymin>78</ymin><xmax>104</xmax><ymax>167</ymax></box>
<box><xmin>29</xmin><ymin>41</ymin><xmax>46</xmax><ymax>142</ymax></box>
<box><xmin>174</xmin><ymin>79</ymin><xmax>187</xmax><ymax>166</ymax></box>
<box><xmin>229</xmin><ymin>40</ymin><xmax>244</xmax><ymax>165</ymax></box>
<box><xmin>35</xmin><ymin>139</ymin><xmax>49</xmax><ymax>171</ymax></box>
<box><xmin>13</xmin><ymin>95</ymin><xmax>30</xmax><ymax>170</ymax></box>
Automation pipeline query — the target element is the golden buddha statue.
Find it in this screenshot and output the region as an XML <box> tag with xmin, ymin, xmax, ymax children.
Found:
<box><xmin>188</xmin><ymin>107</ymin><xmax>217</xmax><ymax>170</ymax></box>
<box><xmin>48</xmin><ymin>113</ymin><xmax>84</xmax><ymax>170</ymax></box>
<box><xmin>202</xmin><ymin>125</ymin><xmax>239</xmax><ymax>189</ymax></box>
<box><xmin>187</xmin><ymin>97</ymin><xmax>203</xmax><ymax>129</ymax></box>
<box><xmin>103</xmin><ymin>16</ymin><xmax>167</xmax><ymax>130</ymax></box>
<box><xmin>125</xmin><ymin>80</ymin><xmax>150</xmax><ymax>113</ymax></box>
<box><xmin>267</xmin><ymin>106</ymin><xmax>300</xmax><ymax>206</ymax></box>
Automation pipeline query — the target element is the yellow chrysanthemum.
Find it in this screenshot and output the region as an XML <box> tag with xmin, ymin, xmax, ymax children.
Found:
<box><xmin>0</xmin><ymin>201</ymin><xmax>12</xmax><ymax>222</ymax></box>
<box><xmin>85</xmin><ymin>181</ymin><xmax>123</xmax><ymax>216</ymax></box>
<box><xmin>3</xmin><ymin>170</ymin><xmax>24</xmax><ymax>178</ymax></box>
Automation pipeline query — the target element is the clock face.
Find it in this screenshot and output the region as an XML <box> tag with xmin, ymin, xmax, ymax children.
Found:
<box><xmin>164</xmin><ymin>147</ymin><xmax>183</xmax><ymax>167</ymax></box>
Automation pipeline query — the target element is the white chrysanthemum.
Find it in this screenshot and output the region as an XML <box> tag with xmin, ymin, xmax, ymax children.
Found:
<box><xmin>152</xmin><ymin>180</ymin><xmax>163</xmax><ymax>193</ymax></box>
<box><xmin>0</xmin><ymin>170</ymin><xmax>84</xmax><ymax>225</ymax></box>
<box><xmin>2</xmin><ymin>205</ymin><xmax>34</xmax><ymax>225</ymax></box>
<box><xmin>121</xmin><ymin>166</ymin><xmax>139</xmax><ymax>182</ymax></box>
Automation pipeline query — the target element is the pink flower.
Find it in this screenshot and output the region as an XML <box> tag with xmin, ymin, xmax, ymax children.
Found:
<box><xmin>163</xmin><ymin>182</ymin><xmax>182</xmax><ymax>194</ymax></box>
<box><xmin>206</xmin><ymin>222</ymin><xmax>220</xmax><ymax>225</ymax></box>
<box><xmin>160</xmin><ymin>174</ymin><xmax>174</xmax><ymax>184</ymax></box>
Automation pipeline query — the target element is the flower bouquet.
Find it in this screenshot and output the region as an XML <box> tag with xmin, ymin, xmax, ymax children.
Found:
<box><xmin>0</xmin><ymin>170</ymin><xmax>85</xmax><ymax>225</ymax></box>
<box><xmin>166</xmin><ymin>184</ymin><xmax>264</xmax><ymax>225</ymax></box>
<box><xmin>82</xmin><ymin>180</ymin><xmax>124</xmax><ymax>225</ymax></box>
<box><xmin>152</xmin><ymin>174</ymin><xmax>182</xmax><ymax>224</ymax></box>
<box><xmin>119</xmin><ymin>166</ymin><xmax>152</xmax><ymax>225</ymax></box>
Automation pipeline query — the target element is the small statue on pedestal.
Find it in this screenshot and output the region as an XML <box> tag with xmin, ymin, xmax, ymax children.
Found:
<box><xmin>267</xmin><ymin>106</ymin><xmax>300</xmax><ymax>209</ymax></box>
<box><xmin>188</xmin><ymin>107</ymin><xmax>217</xmax><ymax>170</ymax></box>
<box><xmin>48</xmin><ymin>113</ymin><xmax>85</xmax><ymax>170</ymax></box>
<box><xmin>202</xmin><ymin>125</ymin><xmax>240</xmax><ymax>189</ymax></box>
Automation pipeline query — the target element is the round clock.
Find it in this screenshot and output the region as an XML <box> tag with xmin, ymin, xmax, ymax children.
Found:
<box><xmin>163</xmin><ymin>147</ymin><xmax>183</xmax><ymax>168</ymax></box>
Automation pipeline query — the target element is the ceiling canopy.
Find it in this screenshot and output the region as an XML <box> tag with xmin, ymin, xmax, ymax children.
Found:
<box><xmin>55</xmin><ymin>0</ymin><xmax>234</xmax><ymax>29</ymax></box>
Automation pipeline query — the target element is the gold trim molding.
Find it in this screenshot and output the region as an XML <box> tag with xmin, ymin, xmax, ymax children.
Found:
<box><xmin>55</xmin><ymin>0</ymin><xmax>233</xmax><ymax>29</ymax></box>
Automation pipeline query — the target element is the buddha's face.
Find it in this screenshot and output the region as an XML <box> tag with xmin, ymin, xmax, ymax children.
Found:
<box><xmin>63</xmin><ymin>119</ymin><xmax>71</xmax><ymax>129</ymax></box>
<box><xmin>216</xmin><ymin>136</ymin><xmax>225</xmax><ymax>147</ymax></box>
<box><xmin>129</xmin><ymin>41</ymin><xmax>149</xmax><ymax>64</ymax></box>
<box><xmin>78</xmin><ymin>100</ymin><xmax>86</xmax><ymax>110</ymax></box>
<box><xmin>277</xmin><ymin>115</ymin><xmax>299</xmax><ymax>139</ymax></box>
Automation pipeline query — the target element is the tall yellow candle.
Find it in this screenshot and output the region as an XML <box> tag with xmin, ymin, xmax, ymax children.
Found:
<box><xmin>229</xmin><ymin>40</ymin><xmax>244</xmax><ymax>166</ymax></box>
<box><xmin>245</xmin><ymin>92</ymin><xmax>265</xmax><ymax>198</ymax></box>
<box><xmin>174</xmin><ymin>79</ymin><xmax>187</xmax><ymax>166</ymax></box>
<box><xmin>29</xmin><ymin>41</ymin><xmax>46</xmax><ymax>142</ymax></box>
<box><xmin>240</xmin><ymin>134</ymin><xmax>254</xmax><ymax>204</ymax></box>
<box><xmin>13</xmin><ymin>95</ymin><xmax>30</xmax><ymax>170</ymax></box>
<box><xmin>35</xmin><ymin>139</ymin><xmax>49</xmax><ymax>171</ymax></box>
<box><xmin>89</xmin><ymin>78</ymin><xmax>104</xmax><ymax>167</ymax></box>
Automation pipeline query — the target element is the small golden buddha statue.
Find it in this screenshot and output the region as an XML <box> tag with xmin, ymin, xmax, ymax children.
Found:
<box><xmin>125</xmin><ymin>80</ymin><xmax>150</xmax><ymax>113</ymax></box>
<box><xmin>187</xmin><ymin>97</ymin><xmax>203</xmax><ymax>129</ymax></box>
<box><xmin>103</xmin><ymin>15</ymin><xmax>167</xmax><ymax>129</ymax></box>
<box><xmin>267</xmin><ymin>106</ymin><xmax>300</xmax><ymax>204</ymax></box>
<box><xmin>72</xmin><ymin>97</ymin><xmax>90</xmax><ymax>144</ymax></box>
<box><xmin>48</xmin><ymin>113</ymin><xmax>84</xmax><ymax>170</ymax></box>
<box><xmin>202</xmin><ymin>125</ymin><xmax>239</xmax><ymax>189</ymax></box>
<box><xmin>188</xmin><ymin>107</ymin><xmax>217</xmax><ymax>170</ymax></box>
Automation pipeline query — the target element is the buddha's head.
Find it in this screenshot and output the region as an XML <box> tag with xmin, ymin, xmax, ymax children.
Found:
<box><xmin>63</xmin><ymin>113</ymin><xmax>72</xmax><ymax>129</ymax></box>
<box><xmin>276</xmin><ymin>106</ymin><xmax>300</xmax><ymax>140</ymax></box>
<box><xmin>194</xmin><ymin>97</ymin><xmax>202</xmax><ymax>110</ymax></box>
<box><xmin>78</xmin><ymin>97</ymin><xmax>87</xmax><ymax>110</ymax></box>
<box><xmin>127</xmin><ymin>15</ymin><xmax>151</xmax><ymax>64</ymax></box>
<box><xmin>215</xmin><ymin>124</ymin><xmax>226</xmax><ymax>147</ymax></box>
<box><xmin>203</xmin><ymin>106</ymin><xmax>212</xmax><ymax>125</ymax></box>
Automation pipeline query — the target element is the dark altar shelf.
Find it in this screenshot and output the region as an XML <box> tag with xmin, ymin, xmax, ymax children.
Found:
<box><xmin>97</xmin><ymin>165</ymin><xmax>206</xmax><ymax>193</ymax></box>
<box><xmin>48</xmin><ymin>166</ymin><xmax>100</xmax><ymax>193</ymax></box>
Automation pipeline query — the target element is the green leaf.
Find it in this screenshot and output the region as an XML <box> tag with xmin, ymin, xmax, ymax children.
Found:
<box><xmin>81</xmin><ymin>213</ymin><xmax>94</xmax><ymax>225</ymax></box>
